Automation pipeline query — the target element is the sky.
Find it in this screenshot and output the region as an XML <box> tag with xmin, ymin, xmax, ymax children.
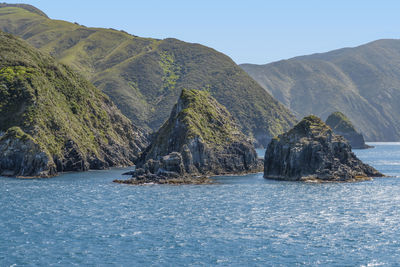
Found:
<box><xmin>9</xmin><ymin>0</ymin><xmax>400</xmax><ymax>64</ymax></box>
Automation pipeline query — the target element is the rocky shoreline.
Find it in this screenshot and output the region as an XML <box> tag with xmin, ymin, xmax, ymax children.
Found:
<box><xmin>113</xmin><ymin>160</ymin><xmax>263</xmax><ymax>185</ymax></box>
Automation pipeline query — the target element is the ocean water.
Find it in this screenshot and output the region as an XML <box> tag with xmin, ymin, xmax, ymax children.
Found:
<box><xmin>1</xmin><ymin>143</ymin><xmax>400</xmax><ymax>266</ymax></box>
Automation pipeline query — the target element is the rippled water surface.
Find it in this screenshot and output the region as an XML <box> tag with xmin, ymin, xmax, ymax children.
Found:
<box><xmin>1</xmin><ymin>143</ymin><xmax>400</xmax><ymax>266</ymax></box>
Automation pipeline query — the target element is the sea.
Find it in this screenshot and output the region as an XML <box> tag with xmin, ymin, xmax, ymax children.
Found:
<box><xmin>1</xmin><ymin>143</ymin><xmax>400</xmax><ymax>266</ymax></box>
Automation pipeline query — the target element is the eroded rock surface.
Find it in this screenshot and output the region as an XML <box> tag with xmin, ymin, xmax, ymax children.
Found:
<box><xmin>264</xmin><ymin>115</ymin><xmax>383</xmax><ymax>182</ymax></box>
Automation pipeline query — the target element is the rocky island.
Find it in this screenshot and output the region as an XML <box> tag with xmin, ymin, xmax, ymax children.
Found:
<box><xmin>114</xmin><ymin>89</ymin><xmax>262</xmax><ymax>185</ymax></box>
<box><xmin>264</xmin><ymin>115</ymin><xmax>383</xmax><ymax>182</ymax></box>
<box><xmin>326</xmin><ymin>111</ymin><xmax>371</xmax><ymax>149</ymax></box>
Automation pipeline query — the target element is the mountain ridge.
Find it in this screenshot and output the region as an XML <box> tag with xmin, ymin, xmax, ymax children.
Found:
<box><xmin>241</xmin><ymin>38</ymin><xmax>400</xmax><ymax>141</ymax></box>
<box><xmin>0</xmin><ymin>4</ymin><xmax>296</xmax><ymax>147</ymax></box>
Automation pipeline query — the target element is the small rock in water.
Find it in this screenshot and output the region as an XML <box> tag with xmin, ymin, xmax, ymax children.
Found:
<box><xmin>326</xmin><ymin>111</ymin><xmax>372</xmax><ymax>149</ymax></box>
<box><xmin>264</xmin><ymin>115</ymin><xmax>383</xmax><ymax>182</ymax></box>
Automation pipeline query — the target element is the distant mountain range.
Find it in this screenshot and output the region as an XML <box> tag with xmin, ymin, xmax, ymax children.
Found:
<box><xmin>0</xmin><ymin>4</ymin><xmax>296</xmax><ymax>147</ymax></box>
<box><xmin>241</xmin><ymin>39</ymin><xmax>400</xmax><ymax>141</ymax></box>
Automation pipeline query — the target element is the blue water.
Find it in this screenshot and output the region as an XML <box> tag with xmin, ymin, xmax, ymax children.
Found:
<box><xmin>1</xmin><ymin>143</ymin><xmax>400</xmax><ymax>266</ymax></box>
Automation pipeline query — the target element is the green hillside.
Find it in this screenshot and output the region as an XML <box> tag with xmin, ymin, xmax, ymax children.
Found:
<box><xmin>241</xmin><ymin>39</ymin><xmax>400</xmax><ymax>141</ymax></box>
<box><xmin>0</xmin><ymin>4</ymin><xmax>296</xmax><ymax>146</ymax></box>
<box><xmin>0</xmin><ymin>31</ymin><xmax>146</xmax><ymax>177</ymax></box>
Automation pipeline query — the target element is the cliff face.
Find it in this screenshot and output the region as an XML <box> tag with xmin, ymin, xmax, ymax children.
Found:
<box><xmin>116</xmin><ymin>89</ymin><xmax>262</xmax><ymax>184</ymax></box>
<box><xmin>0</xmin><ymin>4</ymin><xmax>296</xmax><ymax>147</ymax></box>
<box><xmin>326</xmin><ymin>112</ymin><xmax>371</xmax><ymax>149</ymax></box>
<box><xmin>0</xmin><ymin>31</ymin><xmax>147</xmax><ymax>177</ymax></box>
<box><xmin>264</xmin><ymin>115</ymin><xmax>383</xmax><ymax>182</ymax></box>
<box><xmin>241</xmin><ymin>39</ymin><xmax>400</xmax><ymax>142</ymax></box>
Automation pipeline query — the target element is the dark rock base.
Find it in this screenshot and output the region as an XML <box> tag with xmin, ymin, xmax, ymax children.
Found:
<box><xmin>113</xmin><ymin>175</ymin><xmax>213</xmax><ymax>185</ymax></box>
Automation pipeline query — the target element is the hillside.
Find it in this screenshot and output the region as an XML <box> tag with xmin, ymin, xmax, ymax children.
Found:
<box><xmin>0</xmin><ymin>4</ymin><xmax>296</xmax><ymax>146</ymax></box>
<box><xmin>0</xmin><ymin>31</ymin><xmax>146</xmax><ymax>177</ymax></box>
<box><xmin>241</xmin><ymin>39</ymin><xmax>400</xmax><ymax>141</ymax></box>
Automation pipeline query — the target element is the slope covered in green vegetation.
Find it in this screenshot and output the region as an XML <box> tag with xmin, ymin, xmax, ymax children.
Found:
<box><xmin>241</xmin><ymin>39</ymin><xmax>400</xmax><ymax>141</ymax></box>
<box><xmin>0</xmin><ymin>31</ymin><xmax>146</xmax><ymax>177</ymax></box>
<box><xmin>0</xmin><ymin>4</ymin><xmax>296</xmax><ymax>146</ymax></box>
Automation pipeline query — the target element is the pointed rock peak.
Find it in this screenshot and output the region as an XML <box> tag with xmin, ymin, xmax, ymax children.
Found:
<box><xmin>326</xmin><ymin>111</ymin><xmax>357</xmax><ymax>133</ymax></box>
<box><xmin>287</xmin><ymin>115</ymin><xmax>332</xmax><ymax>139</ymax></box>
<box><xmin>326</xmin><ymin>111</ymin><xmax>371</xmax><ymax>149</ymax></box>
<box><xmin>173</xmin><ymin>88</ymin><xmax>242</xmax><ymax>145</ymax></box>
<box><xmin>118</xmin><ymin>89</ymin><xmax>262</xmax><ymax>184</ymax></box>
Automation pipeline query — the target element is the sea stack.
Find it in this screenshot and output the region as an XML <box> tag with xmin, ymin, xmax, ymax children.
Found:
<box><xmin>115</xmin><ymin>89</ymin><xmax>262</xmax><ymax>184</ymax></box>
<box><xmin>264</xmin><ymin>115</ymin><xmax>383</xmax><ymax>182</ymax></box>
<box><xmin>326</xmin><ymin>111</ymin><xmax>371</xmax><ymax>149</ymax></box>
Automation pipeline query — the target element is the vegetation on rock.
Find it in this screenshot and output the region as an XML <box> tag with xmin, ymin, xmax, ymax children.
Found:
<box><xmin>326</xmin><ymin>111</ymin><xmax>371</xmax><ymax>149</ymax></box>
<box><xmin>0</xmin><ymin>31</ymin><xmax>147</xmax><ymax>177</ymax></box>
<box><xmin>326</xmin><ymin>112</ymin><xmax>356</xmax><ymax>133</ymax></box>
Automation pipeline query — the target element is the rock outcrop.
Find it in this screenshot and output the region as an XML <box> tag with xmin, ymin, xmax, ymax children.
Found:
<box><xmin>0</xmin><ymin>127</ymin><xmax>56</xmax><ymax>177</ymax></box>
<box><xmin>115</xmin><ymin>89</ymin><xmax>262</xmax><ymax>185</ymax></box>
<box><xmin>0</xmin><ymin>31</ymin><xmax>147</xmax><ymax>177</ymax></box>
<box><xmin>326</xmin><ymin>112</ymin><xmax>371</xmax><ymax>149</ymax></box>
<box><xmin>264</xmin><ymin>115</ymin><xmax>383</xmax><ymax>182</ymax></box>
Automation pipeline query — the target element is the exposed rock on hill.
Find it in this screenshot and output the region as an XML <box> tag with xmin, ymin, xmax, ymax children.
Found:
<box><xmin>0</xmin><ymin>31</ymin><xmax>147</xmax><ymax>177</ymax></box>
<box><xmin>115</xmin><ymin>89</ymin><xmax>262</xmax><ymax>184</ymax></box>
<box><xmin>326</xmin><ymin>112</ymin><xmax>371</xmax><ymax>149</ymax></box>
<box><xmin>0</xmin><ymin>4</ymin><xmax>296</xmax><ymax>147</ymax></box>
<box><xmin>241</xmin><ymin>39</ymin><xmax>400</xmax><ymax>141</ymax></box>
<box><xmin>264</xmin><ymin>115</ymin><xmax>383</xmax><ymax>182</ymax></box>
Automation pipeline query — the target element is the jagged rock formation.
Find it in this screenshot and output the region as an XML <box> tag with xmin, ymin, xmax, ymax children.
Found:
<box><xmin>326</xmin><ymin>112</ymin><xmax>371</xmax><ymax>149</ymax></box>
<box><xmin>264</xmin><ymin>115</ymin><xmax>383</xmax><ymax>182</ymax></box>
<box><xmin>241</xmin><ymin>39</ymin><xmax>400</xmax><ymax>142</ymax></box>
<box><xmin>0</xmin><ymin>4</ymin><xmax>296</xmax><ymax>147</ymax></box>
<box><xmin>0</xmin><ymin>31</ymin><xmax>147</xmax><ymax>177</ymax></box>
<box><xmin>115</xmin><ymin>89</ymin><xmax>262</xmax><ymax>184</ymax></box>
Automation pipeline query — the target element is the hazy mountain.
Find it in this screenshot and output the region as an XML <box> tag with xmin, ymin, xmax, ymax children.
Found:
<box><xmin>241</xmin><ymin>39</ymin><xmax>400</xmax><ymax>141</ymax></box>
<box><xmin>0</xmin><ymin>4</ymin><xmax>296</xmax><ymax>146</ymax></box>
<box><xmin>0</xmin><ymin>31</ymin><xmax>146</xmax><ymax>177</ymax></box>
<box><xmin>136</xmin><ymin>89</ymin><xmax>261</xmax><ymax>180</ymax></box>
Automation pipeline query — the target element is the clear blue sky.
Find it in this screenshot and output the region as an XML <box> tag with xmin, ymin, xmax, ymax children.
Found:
<box><xmin>9</xmin><ymin>0</ymin><xmax>400</xmax><ymax>64</ymax></box>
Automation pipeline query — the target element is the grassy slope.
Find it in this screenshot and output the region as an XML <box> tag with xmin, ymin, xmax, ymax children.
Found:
<box><xmin>0</xmin><ymin>5</ymin><xmax>296</xmax><ymax>146</ymax></box>
<box><xmin>241</xmin><ymin>39</ymin><xmax>400</xmax><ymax>141</ymax></box>
<box><xmin>0</xmin><ymin>30</ymin><xmax>145</xmax><ymax>171</ymax></box>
